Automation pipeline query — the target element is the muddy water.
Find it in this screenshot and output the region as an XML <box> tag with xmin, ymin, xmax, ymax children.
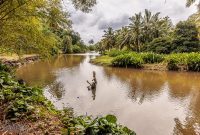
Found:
<box><xmin>16</xmin><ymin>54</ymin><xmax>200</xmax><ymax>135</ymax></box>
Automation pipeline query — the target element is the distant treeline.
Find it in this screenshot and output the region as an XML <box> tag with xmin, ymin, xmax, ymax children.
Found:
<box><xmin>95</xmin><ymin>9</ymin><xmax>200</xmax><ymax>54</ymax></box>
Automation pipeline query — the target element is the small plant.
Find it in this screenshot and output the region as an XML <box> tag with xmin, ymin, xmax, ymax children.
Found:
<box><xmin>62</xmin><ymin>114</ymin><xmax>136</xmax><ymax>135</ymax></box>
<box><xmin>0</xmin><ymin>63</ymin><xmax>55</xmax><ymax>121</ymax></box>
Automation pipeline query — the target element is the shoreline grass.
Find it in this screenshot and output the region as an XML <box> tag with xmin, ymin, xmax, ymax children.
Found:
<box><xmin>91</xmin><ymin>50</ymin><xmax>200</xmax><ymax>72</ymax></box>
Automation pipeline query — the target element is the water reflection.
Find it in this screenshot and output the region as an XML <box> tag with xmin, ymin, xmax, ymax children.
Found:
<box><xmin>16</xmin><ymin>54</ymin><xmax>200</xmax><ymax>135</ymax></box>
<box><xmin>104</xmin><ymin>68</ymin><xmax>166</xmax><ymax>104</ymax></box>
<box><xmin>47</xmin><ymin>81</ymin><xmax>65</xmax><ymax>100</ymax></box>
<box><xmin>87</xmin><ymin>71</ymin><xmax>97</xmax><ymax>100</ymax></box>
<box><xmin>104</xmin><ymin>67</ymin><xmax>200</xmax><ymax>135</ymax></box>
<box><xmin>16</xmin><ymin>55</ymin><xmax>85</xmax><ymax>86</ymax></box>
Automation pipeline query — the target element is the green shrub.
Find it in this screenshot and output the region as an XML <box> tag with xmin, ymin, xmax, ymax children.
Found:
<box><xmin>0</xmin><ymin>64</ymin><xmax>55</xmax><ymax>121</ymax></box>
<box><xmin>112</xmin><ymin>53</ymin><xmax>143</xmax><ymax>68</ymax></box>
<box><xmin>62</xmin><ymin>114</ymin><xmax>136</xmax><ymax>135</ymax></box>
<box><xmin>172</xmin><ymin>21</ymin><xmax>200</xmax><ymax>53</ymax></box>
<box><xmin>50</xmin><ymin>47</ymin><xmax>59</xmax><ymax>56</ymax></box>
<box><xmin>0</xmin><ymin>62</ymin><xmax>11</xmax><ymax>72</ymax></box>
<box><xmin>187</xmin><ymin>53</ymin><xmax>200</xmax><ymax>71</ymax></box>
<box><xmin>141</xmin><ymin>52</ymin><xmax>164</xmax><ymax>64</ymax></box>
<box><xmin>165</xmin><ymin>53</ymin><xmax>187</xmax><ymax>71</ymax></box>
<box><xmin>145</xmin><ymin>37</ymin><xmax>172</xmax><ymax>54</ymax></box>
<box><xmin>166</xmin><ymin>59</ymin><xmax>180</xmax><ymax>71</ymax></box>
<box><xmin>72</xmin><ymin>45</ymin><xmax>82</xmax><ymax>53</ymax></box>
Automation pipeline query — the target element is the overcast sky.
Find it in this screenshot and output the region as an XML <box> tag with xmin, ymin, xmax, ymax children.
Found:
<box><xmin>65</xmin><ymin>0</ymin><xmax>198</xmax><ymax>43</ymax></box>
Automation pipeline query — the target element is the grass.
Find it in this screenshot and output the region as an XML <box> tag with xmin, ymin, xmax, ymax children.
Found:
<box><xmin>91</xmin><ymin>55</ymin><xmax>114</xmax><ymax>66</ymax></box>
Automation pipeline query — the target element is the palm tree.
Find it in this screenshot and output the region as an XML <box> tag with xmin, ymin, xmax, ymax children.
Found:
<box><xmin>115</xmin><ymin>27</ymin><xmax>131</xmax><ymax>50</ymax></box>
<box><xmin>102</xmin><ymin>27</ymin><xmax>115</xmax><ymax>51</ymax></box>
<box><xmin>186</xmin><ymin>0</ymin><xmax>197</xmax><ymax>7</ymax></box>
<box><xmin>186</xmin><ymin>0</ymin><xmax>200</xmax><ymax>11</ymax></box>
<box><xmin>129</xmin><ymin>12</ymin><xmax>143</xmax><ymax>52</ymax></box>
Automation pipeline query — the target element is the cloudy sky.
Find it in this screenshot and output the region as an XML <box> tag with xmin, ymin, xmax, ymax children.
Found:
<box><xmin>65</xmin><ymin>0</ymin><xmax>198</xmax><ymax>43</ymax></box>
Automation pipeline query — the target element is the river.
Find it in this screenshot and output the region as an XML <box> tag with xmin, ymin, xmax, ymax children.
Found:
<box><xmin>16</xmin><ymin>54</ymin><xmax>200</xmax><ymax>135</ymax></box>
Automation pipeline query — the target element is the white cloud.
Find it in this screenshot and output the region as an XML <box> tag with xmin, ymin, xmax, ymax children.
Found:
<box><xmin>65</xmin><ymin>0</ymin><xmax>197</xmax><ymax>43</ymax></box>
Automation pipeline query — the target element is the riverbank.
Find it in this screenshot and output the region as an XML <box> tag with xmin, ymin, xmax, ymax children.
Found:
<box><xmin>0</xmin><ymin>63</ymin><xmax>135</xmax><ymax>135</ymax></box>
<box><xmin>0</xmin><ymin>54</ymin><xmax>40</xmax><ymax>67</ymax></box>
<box><xmin>91</xmin><ymin>55</ymin><xmax>169</xmax><ymax>71</ymax></box>
<box><xmin>91</xmin><ymin>51</ymin><xmax>200</xmax><ymax>72</ymax></box>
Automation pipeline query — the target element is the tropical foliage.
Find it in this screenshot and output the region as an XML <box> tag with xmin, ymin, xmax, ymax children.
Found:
<box><xmin>96</xmin><ymin>9</ymin><xmax>200</xmax><ymax>54</ymax></box>
<box><xmin>97</xmin><ymin>9</ymin><xmax>173</xmax><ymax>53</ymax></box>
<box><xmin>96</xmin><ymin>49</ymin><xmax>200</xmax><ymax>72</ymax></box>
<box><xmin>0</xmin><ymin>0</ymin><xmax>95</xmax><ymax>57</ymax></box>
<box><xmin>62</xmin><ymin>114</ymin><xmax>136</xmax><ymax>135</ymax></box>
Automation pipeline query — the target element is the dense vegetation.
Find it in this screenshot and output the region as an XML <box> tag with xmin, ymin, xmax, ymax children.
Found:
<box><xmin>0</xmin><ymin>0</ymin><xmax>96</xmax><ymax>57</ymax></box>
<box><xmin>92</xmin><ymin>50</ymin><xmax>200</xmax><ymax>72</ymax></box>
<box><xmin>0</xmin><ymin>0</ymin><xmax>200</xmax><ymax>133</ymax></box>
<box><xmin>95</xmin><ymin>9</ymin><xmax>200</xmax><ymax>54</ymax></box>
<box><xmin>0</xmin><ymin>63</ymin><xmax>135</xmax><ymax>134</ymax></box>
<box><xmin>92</xmin><ymin>4</ymin><xmax>200</xmax><ymax>72</ymax></box>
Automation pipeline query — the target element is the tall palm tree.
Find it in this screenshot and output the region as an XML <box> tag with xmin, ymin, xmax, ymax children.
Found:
<box><xmin>186</xmin><ymin>0</ymin><xmax>197</xmax><ymax>7</ymax></box>
<box><xmin>102</xmin><ymin>27</ymin><xmax>115</xmax><ymax>51</ymax></box>
<box><xmin>115</xmin><ymin>27</ymin><xmax>131</xmax><ymax>50</ymax></box>
<box><xmin>186</xmin><ymin>0</ymin><xmax>200</xmax><ymax>11</ymax></box>
<box><xmin>129</xmin><ymin>12</ymin><xmax>143</xmax><ymax>52</ymax></box>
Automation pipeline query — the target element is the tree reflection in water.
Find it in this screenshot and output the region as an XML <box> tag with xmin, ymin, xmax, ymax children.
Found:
<box><xmin>47</xmin><ymin>81</ymin><xmax>65</xmax><ymax>100</ymax></box>
<box><xmin>104</xmin><ymin>67</ymin><xmax>166</xmax><ymax>104</ymax></box>
<box><xmin>104</xmin><ymin>67</ymin><xmax>200</xmax><ymax>135</ymax></box>
<box><xmin>16</xmin><ymin>54</ymin><xmax>200</xmax><ymax>135</ymax></box>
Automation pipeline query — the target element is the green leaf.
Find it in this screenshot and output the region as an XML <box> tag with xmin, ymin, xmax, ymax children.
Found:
<box><xmin>106</xmin><ymin>115</ymin><xmax>117</xmax><ymax>124</ymax></box>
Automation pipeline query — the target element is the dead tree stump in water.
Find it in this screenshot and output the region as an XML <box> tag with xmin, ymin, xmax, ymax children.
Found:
<box><xmin>87</xmin><ymin>71</ymin><xmax>97</xmax><ymax>90</ymax></box>
<box><xmin>87</xmin><ymin>71</ymin><xmax>97</xmax><ymax>100</ymax></box>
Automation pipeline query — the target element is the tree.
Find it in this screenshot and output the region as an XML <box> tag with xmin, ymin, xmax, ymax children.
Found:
<box><xmin>186</xmin><ymin>0</ymin><xmax>198</xmax><ymax>7</ymax></box>
<box><xmin>115</xmin><ymin>27</ymin><xmax>132</xmax><ymax>50</ymax></box>
<box><xmin>102</xmin><ymin>27</ymin><xmax>115</xmax><ymax>51</ymax></box>
<box><xmin>98</xmin><ymin>9</ymin><xmax>172</xmax><ymax>53</ymax></box>
<box><xmin>71</xmin><ymin>0</ymin><xmax>97</xmax><ymax>13</ymax></box>
<box><xmin>88</xmin><ymin>39</ymin><xmax>94</xmax><ymax>44</ymax></box>
<box><xmin>186</xmin><ymin>0</ymin><xmax>200</xmax><ymax>11</ymax></box>
<box><xmin>145</xmin><ymin>37</ymin><xmax>172</xmax><ymax>54</ymax></box>
<box><xmin>172</xmin><ymin>21</ymin><xmax>200</xmax><ymax>53</ymax></box>
<box><xmin>0</xmin><ymin>0</ymin><xmax>96</xmax><ymax>56</ymax></box>
<box><xmin>128</xmin><ymin>12</ymin><xmax>143</xmax><ymax>52</ymax></box>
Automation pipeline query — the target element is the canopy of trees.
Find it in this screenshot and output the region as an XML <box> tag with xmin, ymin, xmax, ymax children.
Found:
<box><xmin>0</xmin><ymin>0</ymin><xmax>96</xmax><ymax>57</ymax></box>
<box><xmin>96</xmin><ymin>9</ymin><xmax>200</xmax><ymax>54</ymax></box>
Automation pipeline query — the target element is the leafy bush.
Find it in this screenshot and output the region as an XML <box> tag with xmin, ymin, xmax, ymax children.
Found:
<box><xmin>187</xmin><ymin>53</ymin><xmax>200</xmax><ymax>71</ymax></box>
<box><xmin>62</xmin><ymin>114</ymin><xmax>136</xmax><ymax>135</ymax></box>
<box><xmin>141</xmin><ymin>52</ymin><xmax>164</xmax><ymax>64</ymax></box>
<box><xmin>145</xmin><ymin>37</ymin><xmax>172</xmax><ymax>54</ymax></box>
<box><xmin>112</xmin><ymin>53</ymin><xmax>143</xmax><ymax>68</ymax></box>
<box><xmin>0</xmin><ymin>63</ymin><xmax>54</xmax><ymax>121</ymax></box>
<box><xmin>164</xmin><ymin>53</ymin><xmax>200</xmax><ymax>71</ymax></box>
<box><xmin>165</xmin><ymin>53</ymin><xmax>187</xmax><ymax>71</ymax></box>
<box><xmin>0</xmin><ymin>62</ymin><xmax>11</xmax><ymax>72</ymax></box>
<box><xmin>172</xmin><ymin>21</ymin><xmax>200</xmax><ymax>53</ymax></box>
<box><xmin>72</xmin><ymin>45</ymin><xmax>82</xmax><ymax>53</ymax></box>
